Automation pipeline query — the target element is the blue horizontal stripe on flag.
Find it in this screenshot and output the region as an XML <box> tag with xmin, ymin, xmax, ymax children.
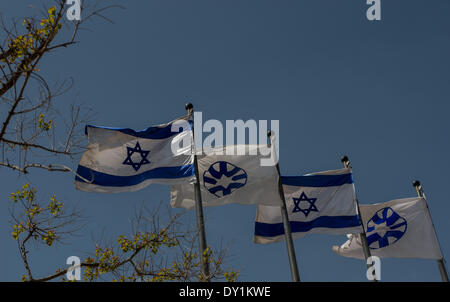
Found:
<box><xmin>75</xmin><ymin>164</ymin><xmax>194</xmax><ymax>187</ymax></box>
<box><xmin>254</xmin><ymin>215</ymin><xmax>361</xmax><ymax>237</ymax></box>
<box><xmin>85</xmin><ymin>120</ymin><xmax>193</xmax><ymax>140</ymax></box>
<box><xmin>281</xmin><ymin>173</ymin><xmax>353</xmax><ymax>187</ymax></box>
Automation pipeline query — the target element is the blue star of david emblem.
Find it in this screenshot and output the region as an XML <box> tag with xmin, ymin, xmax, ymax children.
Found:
<box><xmin>203</xmin><ymin>161</ymin><xmax>247</xmax><ymax>198</ymax></box>
<box><xmin>292</xmin><ymin>192</ymin><xmax>318</xmax><ymax>217</ymax></box>
<box><xmin>122</xmin><ymin>141</ymin><xmax>150</xmax><ymax>172</ymax></box>
<box><xmin>366</xmin><ymin>207</ymin><xmax>407</xmax><ymax>249</ymax></box>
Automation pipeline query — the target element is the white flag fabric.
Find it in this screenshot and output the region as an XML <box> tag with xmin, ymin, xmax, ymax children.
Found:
<box><xmin>333</xmin><ymin>197</ymin><xmax>443</xmax><ymax>259</ymax></box>
<box><xmin>75</xmin><ymin>116</ymin><xmax>194</xmax><ymax>193</ymax></box>
<box><xmin>170</xmin><ymin>144</ymin><xmax>282</xmax><ymax>209</ymax></box>
<box><xmin>254</xmin><ymin>168</ymin><xmax>362</xmax><ymax>244</ymax></box>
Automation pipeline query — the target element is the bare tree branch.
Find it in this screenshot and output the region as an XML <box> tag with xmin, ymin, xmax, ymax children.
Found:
<box><xmin>0</xmin><ymin>1</ymin><xmax>121</xmax><ymax>175</ymax></box>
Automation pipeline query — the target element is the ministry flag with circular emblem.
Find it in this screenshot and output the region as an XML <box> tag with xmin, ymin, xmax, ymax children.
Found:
<box><xmin>332</xmin><ymin>197</ymin><xmax>443</xmax><ymax>259</ymax></box>
<box><xmin>170</xmin><ymin>144</ymin><xmax>282</xmax><ymax>209</ymax></box>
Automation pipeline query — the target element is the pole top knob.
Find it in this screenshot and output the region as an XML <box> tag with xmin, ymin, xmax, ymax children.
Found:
<box><xmin>341</xmin><ymin>155</ymin><xmax>349</xmax><ymax>163</ymax></box>
<box><xmin>185</xmin><ymin>103</ymin><xmax>193</xmax><ymax>111</ymax></box>
<box><xmin>413</xmin><ymin>180</ymin><xmax>421</xmax><ymax>187</ymax></box>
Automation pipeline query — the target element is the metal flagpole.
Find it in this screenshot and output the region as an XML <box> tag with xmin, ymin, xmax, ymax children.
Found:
<box><xmin>268</xmin><ymin>131</ymin><xmax>301</xmax><ymax>282</ymax></box>
<box><xmin>185</xmin><ymin>103</ymin><xmax>210</xmax><ymax>282</ymax></box>
<box><xmin>341</xmin><ymin>156</ymin><xmax>377</xmax><ymax>282</ymax></box>
<box><xmin>412</xmin><ymin>180</ymin><xmax>449</xmax><ymax>282</ymax></box>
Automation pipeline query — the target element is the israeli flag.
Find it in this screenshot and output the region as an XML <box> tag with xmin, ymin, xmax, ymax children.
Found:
<box><xmin>74</xmin><ymin>116</ymin><xmax>194</xmax><ymax>193</ymax></box>
<box><xmin>333</xmin><ymin>197</ymin><xmax>443</xmax><ymax>259</ymax></box>
<box><xmin>254</xmin><ymin>168</ymin><xmax>362</xmax><ymax>244</ymax></box>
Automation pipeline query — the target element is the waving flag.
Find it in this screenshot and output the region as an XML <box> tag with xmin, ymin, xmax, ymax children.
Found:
<box><xmin>254</xmin><ymin>168</ymin><xmax>362</xmax><ymax>244</ymax></box>
<box><xmin>170</xmin><ymin>144</ymin><xmax>281</xmax><ymax>209</ymax></box>
<box><xmin>333</xmin><ymin>197</ymin><xmax>443</xmax><ymax>259</ymax></box>
<box><xmin>74</xmin><ymin>116</ymin><xmax>194</xmax><ymax>193</ymax></box>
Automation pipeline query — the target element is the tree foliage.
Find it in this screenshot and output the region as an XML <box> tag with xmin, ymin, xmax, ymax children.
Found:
<box><xmin>2</xmin><ymin>1</ymin><xmax>239</xmax><ymax>282</ymax></box>
<box><xmin>10</xmin><ymin>183</ymin><xmax>238</xmax><ymax>282</ymax></box>
<box><xmin>1</xmin><ymin>3</ymin><xmax>79</xmax><ymax>173</ymax></box>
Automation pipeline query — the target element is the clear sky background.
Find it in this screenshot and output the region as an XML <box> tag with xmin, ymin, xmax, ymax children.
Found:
<box><xmin>1</xmin><ymin>0</ymin><xmax>450</xmax><ymax>281</ymax></box>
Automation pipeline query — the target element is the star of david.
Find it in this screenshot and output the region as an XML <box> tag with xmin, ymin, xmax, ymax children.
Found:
<box><xmin>292</xmin><ymin>192</ymin><xmax>318</xmax><ymax>217</ymax></box>
<box><xmin>122</xmin><ymin>141</ymin><xmax>150</xmax><ymax>171</ymax></box>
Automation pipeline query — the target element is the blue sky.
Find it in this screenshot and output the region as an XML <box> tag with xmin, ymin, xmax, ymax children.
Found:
<box><xmin>1</xmin><ymin>0</ymin><xmax>450</xmax><ymax>281</ymax></box>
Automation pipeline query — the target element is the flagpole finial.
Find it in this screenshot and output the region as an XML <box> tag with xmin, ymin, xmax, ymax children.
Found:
<box><xmin>413</xmin><ymin>180</ymin><xmax>421</xmax><ymax>187</ymax></box>
<box><xmin>341</xmin><ymin>156</ymin><xmax>351</xmax><ymax>168</ymax></box>
<box><xmin>185</xmin><ymin>103</ymin><xmax>193</xmax><ymax>111</ymax></box>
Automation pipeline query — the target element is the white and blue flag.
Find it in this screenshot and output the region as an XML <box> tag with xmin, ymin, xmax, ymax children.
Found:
<box><xmin>254</xmin><ymin>168</ymin><xmax>362</xmax><ymax>244</ymax></box>
<box><xmin>170</xmin><ymin>144</ymin><xmax>282</xmax><ymax>209</ymax></box>
<box><xmin>333</xmin><ymin>197</ymin><xmax>443</xmax><ymax>259</ymax></box>
<box><xmin>75</xmin><ymin>116</ymin><xmax>194</xmax><ymax>193</ymax></box>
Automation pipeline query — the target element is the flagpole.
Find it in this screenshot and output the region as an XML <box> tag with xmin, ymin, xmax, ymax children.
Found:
<box><xmin>412</xmin><ymin>180</ymin><xmax>449</xmax><ymax>282</ymax></box>
<box><xmin>185</xmin><ymin>103</ymin><xmax>210</xmax><ymax>282</ymax></box>
<box><xmin>341</xmin><ymin>156</ymin><xmax>377</xmax><ymax>282</ymax></box>
<box><xmin>268</xmin><ymin>131</ymin><xmax>301</xmax><ymax>282</ymax></box>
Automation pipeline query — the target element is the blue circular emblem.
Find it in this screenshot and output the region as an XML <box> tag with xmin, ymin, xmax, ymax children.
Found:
<box><xmin>203</xmin><ymin>161</ymin><xmax>247</xmax><ymax>198</ymax></box>
<box><xmin>366</xmin><ymin>207</ymin><xmax>407</xmax><ymax>249</ymax></box>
